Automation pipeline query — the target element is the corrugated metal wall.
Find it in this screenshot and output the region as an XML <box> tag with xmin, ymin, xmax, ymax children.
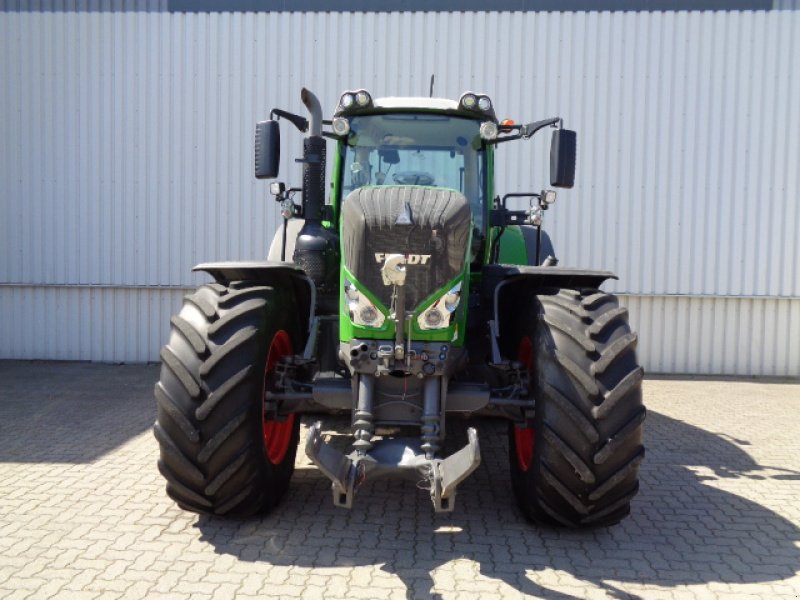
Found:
<box><xmin>1</xmin><ymin>11</ymin><xmax>798</xmax><ymax>375</ymax></box>
<box><xmin>0</xmin><ymin>1</ymin><xmax>166</xmax><ymax>10</ymax></box>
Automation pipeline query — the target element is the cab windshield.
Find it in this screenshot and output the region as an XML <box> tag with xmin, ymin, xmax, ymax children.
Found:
<box><xmin>340</xmin><ymin>113</ymin><xmax>487</xmax><ymax>230</ymax></box>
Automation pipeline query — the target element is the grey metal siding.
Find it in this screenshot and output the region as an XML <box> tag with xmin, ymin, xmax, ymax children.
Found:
<box><xmin>1</xmin><ymin>11</ymin><xmax>798</xmax><ymax>375</ymax></box>
<box><xmin>4</xmin><ymin>0</ymin><xmax>795</xmax><ymax>12</ymax></box>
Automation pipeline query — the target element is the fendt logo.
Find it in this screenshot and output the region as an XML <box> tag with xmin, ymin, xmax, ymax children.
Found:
<box><xmin>374</xmin><ymin>253</ymin><xmax>431</xmax><ymax>265</ymax></box>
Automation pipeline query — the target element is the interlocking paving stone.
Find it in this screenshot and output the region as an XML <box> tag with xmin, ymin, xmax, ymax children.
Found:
<box><xmin>1</xmin><ymin>361</ymin><xmax>799</xmax><ymax>599</ymax></box>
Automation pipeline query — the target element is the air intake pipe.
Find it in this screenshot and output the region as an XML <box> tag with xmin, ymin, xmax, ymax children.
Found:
<box><xmin>294</xmin><ymin>88</ymin><xmax>339</xmax><ymax>298</ymax></box>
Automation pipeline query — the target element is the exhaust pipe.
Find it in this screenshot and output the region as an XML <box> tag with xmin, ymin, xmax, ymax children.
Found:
<box><xmin>294</xmin><ymin>88</ymin><xmax>338</xmax><ymax>296</ymax></box>
<box><xmin>298</xmin><ymin>88</ymin><xmax>325</xmax><ymax>224</ymax></box>
<box><xmin>301</xmin><ymin>87</ymin><xmax>323</xmax><ymax>137</ymax></box>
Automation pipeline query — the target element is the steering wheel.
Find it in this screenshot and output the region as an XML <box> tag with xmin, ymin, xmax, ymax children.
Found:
<box><xmin>392</xmin><ymin>171</ymin><xmax>435</xmax><ymax>186</ymax></box>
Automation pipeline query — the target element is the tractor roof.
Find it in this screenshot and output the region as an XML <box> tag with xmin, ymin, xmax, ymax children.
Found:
<box><xmin>365</xmin><ymin>96</ymin><xmax>497</xmax><ymax>122</ymax></box>
<box><xmin>372</xmin><ymin>97</ymin><xmax>460</xmax><ymax>112</ymax></box>
<box><xmin>333</xmin><ymin>90</ymin><xmax>498</xmax><ymax>122</ymax></box>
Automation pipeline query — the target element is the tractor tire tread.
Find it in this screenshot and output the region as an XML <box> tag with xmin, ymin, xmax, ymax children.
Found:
<box><xmin>197</xmin><ymin>410</ymin><xmax>249</xmax><ymax>463</ymax></box>
<box><xmin>594</xmin><ymin>407</ymin><xmax>647</xmax><ymax>465</ymax></box>
<box><xmin>542</xmin><ymin>314</ymin><xmax>596</xmax><ymax>352</ymax></box>
<box><xmin>537</xmin><ymin>495</ymin><xmax>579</xmax><ymax>527</ymax></box>
<box><xmin>195</xmin><ymin>365</ymin><xmax>252</xmax><ymax>421</ymax></box>
<box><xmin>541</xmin><ymin>424</ymin><xmax>595</xmax><ymax>484</ymax></box>
<box><xmin>589</xmin><ymin>449</ymin><xmax>645</xmax><ymax>502</ymax></box>
<box><xmin>218</xmin><ymin>285</ymin><xmax>274</xmax><ymax>308</ymax></box>
<box><xmin>581</xmin><ymin>483</ymin><xmax>639</xmax><ymax>525</ymax></box>
<box><xmin>207</xmin><ymin>298</ymin><xmax>268</xmax><ymax>336</ymax></box>
<box><xmin>199</xmin><ymin>326</ymin><xmax>257</xmax><ymax>377</ymax></box>
<box><xmin>540</xmin><ymin>463</ymin><xmax>590</xmax><ymax>516</ymax></box>
<box><xmin>540</xmin><ymin>294</ymin><xmax>591</xmax><ymax>320</ymax></box>
<box><xmin>204</xmin><ymin>444</ymin><xmax>253</xmax><ymax>496</ymax></box>
<box><xmin>170</xmin><ymin>315</ymin><xmax>207</xmax><ymax>355</ymax></box>
<box><xmin>581</xmin><ymin>291</ymin><xmax>616</xmax><ymax>310</ymax></box>
<box><xmin>153</xmin><ymin>423</ymin><xmax>204</xmax><ymax>483</ymax></box>
<box><xmin>154</xmin><ymin>382</ymin><xmax>200</xmax><ymax>443</ymax></box>
<box><xmin>586</xmin><ymin>307</ymin><xmax>629</xmax><ymax>338</ymax></box>
<box><xmin>159</xmin><ymin>345</ymin><xmax>200</xmax><ymax>398</ymax></box>
<box><xmin>593</xmin><ymin>367</ymin><xmax>644</xmax><ymax>419</ymax></box>
<box><xmin>590</xmin><ymin>332</ymin><xmax>638</xmax><ymax>376</ymax></box>
<box><xmin>541</xmin><ymin>382</ymin><xmax>599</xmax><ymax>443</ymax></box>
<box><xmin>184</xmin><ymin>292</ymin><xmax>217</xmax><ymax>319</ymax></box>
<box><xmin>216</xmin><ymin>484</ymin><xmax>257</xmax><ymax>516</ymax></box>
<box><xmin>160</xmin><ymin>462</ymin><xmax>213</xmax><ymax>508</ymax></box>
<box><xmin>154</xmin><ymin>281</ymin><xmax>301</xmax><ymax>517</ymax></box>
<box><xmin>508</xmin><ymin>288</ymin><xmax>644</xmax><ymax>528</ymax></box>
<box><xmin>554</xmin><ymin>350</ymin><xmax>600</xmax><ymax>396</ymax></box>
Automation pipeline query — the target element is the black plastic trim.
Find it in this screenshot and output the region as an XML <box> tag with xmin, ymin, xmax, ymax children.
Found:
<box><xmin>194</xmin><ymin>260</ymin><xmax>315</xmax><ymax>335</ymax></box>
<box><xmin>481</xmin><ymin>264</ymin><xmax>617</xmax><ymax>316</ymax></box>
<box><xmin>193</xmin><ymin>260</ymin><xmax>304</xmax><ymax>282</ymax></box>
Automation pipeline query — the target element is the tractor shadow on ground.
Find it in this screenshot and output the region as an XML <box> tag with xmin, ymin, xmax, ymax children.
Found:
<box><xmin>0</xmin><ymin>361</ymin><xmax>158</xmax><ymax>463</ymax></box>
<box><xmin>196</xmin><ymin>411</ymin><xmax>800</xmax><ymax>599</ymax></box>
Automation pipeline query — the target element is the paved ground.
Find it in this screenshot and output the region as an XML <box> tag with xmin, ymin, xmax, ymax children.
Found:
<box><xmin>0</xmin><ymin>361</ymin><xmax>799</xmax><ymax>600</ymax></box>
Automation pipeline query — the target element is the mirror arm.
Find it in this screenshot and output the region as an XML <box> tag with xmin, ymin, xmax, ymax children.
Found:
<box><xmin>492</xmin><ymin>118</ymin><xmax>563</xmax><ymax>144</ymax></box>
<box><xmin>492</xmin><ymin>132</ymin><xmax>522</xmax><ymax>145</ymax></box>
<box><xmin>270</xmin><ymin>108</ymin><xmax>309</xmax><ymax>133</ymax></box>
<box><xmin>520</xmin><ymin>117</ymin><xmax>561</xmax><ymax>139</ymax></box>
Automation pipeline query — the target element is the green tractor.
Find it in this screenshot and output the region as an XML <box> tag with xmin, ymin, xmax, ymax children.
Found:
<box><xmin>154</xmin><ymin>88</ymin><xmax>644</xmax><ymax>527</ymax></box>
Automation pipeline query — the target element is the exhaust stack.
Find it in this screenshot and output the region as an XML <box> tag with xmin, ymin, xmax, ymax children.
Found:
<box><xmin>293</xmin><ymin>88</ymin><xmax>339</xmax><ymax>297</ymax></box>
<box><xmin>301</xmin><ymin>87</ymin><xmax>323</xmax><ymax>136</ymax></box>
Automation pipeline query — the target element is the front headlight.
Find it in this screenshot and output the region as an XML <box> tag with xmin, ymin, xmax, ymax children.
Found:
<box><xmin>332</xmin><ymin>116</ymin><xmax>350</xmax><ymax>136</ymax></box>
<box><xmin>417</xmin><ymin>282</ymin><xmax>462</xmax><ymax>330</ymax></box>
<box><xmin>345</xmin><ymin>280</ymin><xmax>386</xmax><ymax>328</ymax></box>
<box><xmin>479</xmin><ymin>121</ymin><xmax>498</xmax><ymax>141</ymax></box>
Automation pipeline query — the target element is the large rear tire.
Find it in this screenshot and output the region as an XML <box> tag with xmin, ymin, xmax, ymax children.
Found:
<box><xmin>154</xmin><ymin>281</ymin><xmax>301</xmax><ymax>517</ymax></box>
<box><xmin>508</xmin><ymin>288</ymin><xmax>645</xmax><ymax>527</ymax></box>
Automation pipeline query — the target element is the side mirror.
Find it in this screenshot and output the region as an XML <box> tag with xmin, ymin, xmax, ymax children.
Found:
<box><xmin>255</xmin><ymin>120</ymin><xmax>280</xmax><ymax>179</ymax></box>
<box><xmin>550</xmin><ymin>129</ymin><xmax>576</xmax><ymax>188</ymax></box>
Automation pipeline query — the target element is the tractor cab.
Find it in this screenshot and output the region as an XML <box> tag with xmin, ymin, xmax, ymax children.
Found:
<box><xmin>338</xmin><ymin>111</ymin><xmax>488</xmax><ymax>230</ymax></box>
<box><xmin>333</xmin><ymin>93</ymin><xmax>498</xmax><ymax>235</ymax></box>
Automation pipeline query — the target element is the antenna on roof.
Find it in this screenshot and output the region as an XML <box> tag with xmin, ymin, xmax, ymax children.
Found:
<box><xmin>429</xmin><ymin>74</ymin><xmax>435</xmax><ymax>98</ymax></box>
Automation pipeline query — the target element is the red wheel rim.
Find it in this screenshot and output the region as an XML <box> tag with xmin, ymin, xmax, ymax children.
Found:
<box><xmin>514</xmin><ymin>335</ymin><xmax>535</xmax><ymax>472</ymax></box>
<box><xmin>262</xmin><ymin>330</ymin><xmax>295</xmax><ymax>465</ymax></box>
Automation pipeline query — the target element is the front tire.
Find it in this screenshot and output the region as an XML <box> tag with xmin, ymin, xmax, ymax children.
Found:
<box><xmin>508</xmin><ymin>288</ymin><xmax>645</xmax><ymax>527</ymax></box>
<box><xmin>154</xmin><ymin>282</ymin><xmax>301</xmax><ymax>517</ymax></box>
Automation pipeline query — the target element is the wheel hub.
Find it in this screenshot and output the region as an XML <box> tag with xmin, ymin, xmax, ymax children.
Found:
<box><xmin>262</xmin><ymin>330</ymin><xmax>295</xmax><ymax>465</ymax></box>
<box><xmin>514</xmin><ymin>335</ymin><xmax>535</xmax><ymax>471</ymax></box>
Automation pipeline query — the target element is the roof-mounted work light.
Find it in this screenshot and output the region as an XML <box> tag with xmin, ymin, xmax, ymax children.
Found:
<box><xmin>458</xmin><ymin>92</ymin><xmax>497</xmax><ymax>120</ymax></box>
<box><xmin>336</xmin><ymin>89</ymin><xmax>373</xmax><ymax>115</ymax></box>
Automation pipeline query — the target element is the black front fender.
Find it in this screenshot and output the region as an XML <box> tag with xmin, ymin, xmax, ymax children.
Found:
<box><xmin>194</xmin><ymin>261</ymin><xmax>315</xmax><ymax>338</ymax></box>
<box><xmin>194</xmin><ymin>260</ymin><xmax>305</xmax><ymax>283</ymax></box>
<box><xmin>484</xmin><ymin>264</ymin><xmax>617</xmax><ymax>292</ymax></box>
<box><xmin>481</xmin><ymin>264</ymin><xmax>619</xmax><ymax>363</ymax></box>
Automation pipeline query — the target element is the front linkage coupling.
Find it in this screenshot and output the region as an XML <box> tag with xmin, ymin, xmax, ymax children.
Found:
<box><xmin>305</xmin><ymin>421</ymin><xmax>480</xmax><ymax>512</ymax></box>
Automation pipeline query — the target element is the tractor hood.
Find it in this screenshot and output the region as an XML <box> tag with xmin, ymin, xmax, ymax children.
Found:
<box><xmin>341</xmin><ymin>186</ymin><xmax>471</xmax><ymax>312</ymax></box>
